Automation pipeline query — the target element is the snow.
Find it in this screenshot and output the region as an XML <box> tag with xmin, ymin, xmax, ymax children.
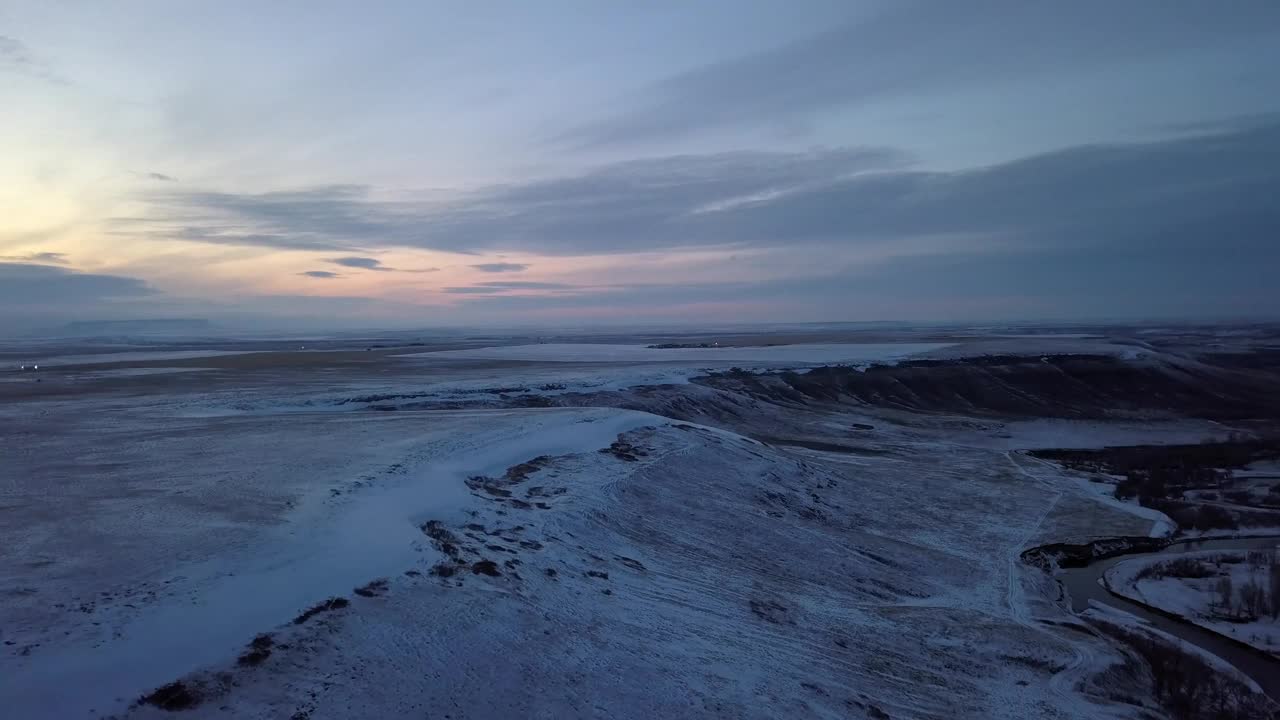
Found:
<box><xmin>99</xmin><ymin>417</ymin><xmax>1116</xmax><ymax>720</ymax></box>
<box><xmin>1</xmin><ymin>408</ymin><xmax>668</xmax><ymax>718</ymax></box>
<box><xmin>380</xmin><ymin>363</ymin><xmax>706</xmax><ymax>397</ymax></box>
<box><xmin>988</xmin><ymin>418</ymin><xmax>1242</xmax><ymax>541</ymax></box>
<box><xmin>1038</xmin><ymin>459</ymin><xmax>1176</xmax><ymax>539</ymax></box>
<box><xmin>78</xmin><ymin>367</ymin><xmax>215</xmax><ymax>378</ymax></box>
<box><xmin>1</xmin><ymin>385</ymin><xmax>1142</xmax><ymax>720</ymax></box>
<box><xmin>916</xmin><ymin>337</ymin><xmax>1150</xmax><ymax>360</ymax></box>
<box><xmin>1178</xmin><ymin>526</ymin><xmax>1280</xmax><ymax>540</ymax></box>
<box><xmin>989</xmin><ymin>334</ymin><xmax>1103</xmax><ymax>339</ymax></box>
<box><xmin>276</xmin><ymin>342</ymin><xmax>956</xmax><ymax>411</ymax></box>
<box><xmin>12</xmin><ymin>350</ymin><xmax>254</xmax><ymax>367</ymax></box>
<box><xmin>1105</xmin><ymin>550</ymin><xmax>1280</xmax><ymax>657</ymax></box>
<box><xmin>4</xmin><ymin>331</ymin><xmax>1268</xmax><ymax>719</ymax></box>
<box><xmin>1082</xmin><ymin>603</ymin><xmax>1264</xmax><ymax>694</ymax></box>
<box><xmin>396</xmin><ymin>341</ymin><xmax>951</xmax><ymax>365</ymax></box>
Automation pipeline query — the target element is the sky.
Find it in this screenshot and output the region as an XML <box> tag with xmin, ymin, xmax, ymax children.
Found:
<box><xmin>2</xmin><ymin>0</ymin><xmax>1279</xmax><ymax>333</ymax></box>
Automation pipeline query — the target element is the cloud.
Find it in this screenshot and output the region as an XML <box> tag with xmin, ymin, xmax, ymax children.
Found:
<box><xmin>120</xmin><ymin>148</ymin><xmax>900</xmax><ymax>255</ymax></box>
<box><xmin>475</xmin><ymin>281</ymin><xmax>573</xmax><ymax>290</ymax></box>
<box><xmin>300</xmin><ymin>270</ymin><xmax>342</xmax><ymax>278</ymax></box>
<box><xmin>115</xmin><ymin>120</ymin><xmax>1280</xmax><ymax>305</ymax></box>
<box><xmin>469</xmin><ymin>263</ymin><xmax>529</xmax><ymax>273</ymax></box>
<box><xmin>442</xmin><ymin>281</ymin><xmax>576</xmax><ymax>294</ymax></box>
<box><xmin>0</xmin><ymin>35</ymin><xmax>69</xmax><ymax>85</ymax></box>
<box><xmin>0</xmin><ymin>36</ymin><xmax>34</xmax><ymax>68</ymax></box>
<box><xmin>147</xmin><ymin>172</ymin><xmax>178</xmax><ymax>182</ymax></box>
<box><xmin>561</xmin><ymin>1</ymin><xmax>1280</xmax><ymax>146</ymax></box>
<box><xmin>441</xmin><ymin>286</ymin><xmax>505</xmax><ymax>294</ymax></box>
<box><xmin>446</xmin><ymin>245</ymin><xmax>1278</xmax><ymax>321</ymax></box>
<box><xmin>0</xmin><ymin>252</ymin><xmax>68</xmax><ymax>264</ymax></box>
<box><xmin>322</xmin><ymin>256</ymin><xmax>438</xmax><ymax>273</ymax></box>
<box><xmin>110</xmin><ymin>185</ymin><xmax>386</xmax><ymax>252</ymax></box>
<box><xmin>327</xmin><ymin>256</ymin><xmax>392</xmax><ymax>271</ymax></box>
<box><xmin>0</xmin><ymin>263</ymin><xmax>153</xmax><ymax>304</ymax></box>
<box><xmin>702</xmin><ymin>121</ymin><xmax>1280</xmax><ymax>257</ymax></box>
<box><xmin>108</xmin><ymin>224</ymin><xmax>364</xmax><ymax>252</ymax></box>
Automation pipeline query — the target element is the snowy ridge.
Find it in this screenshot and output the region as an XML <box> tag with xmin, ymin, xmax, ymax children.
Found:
<box><xmin>2</xmin><ymin>408</ymin><xmax>666</xmax><ymax>718</ymax></box>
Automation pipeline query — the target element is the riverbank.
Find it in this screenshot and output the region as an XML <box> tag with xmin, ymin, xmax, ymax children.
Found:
<box><xmin>1104</xmin><ymin>548</ymin><xmax>1280</xmax><ymax>658</ymax></box>
<box><xmin>1044</xmin><ymin>534</ymin><xmax>1280</xmax><ymax>703</ymax></box>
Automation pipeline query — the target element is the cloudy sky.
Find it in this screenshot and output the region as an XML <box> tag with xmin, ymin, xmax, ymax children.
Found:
<box><xmin>3</xmin><ymin>1</ymin><xmax>1278</xmax><ymax>332</ymax></box>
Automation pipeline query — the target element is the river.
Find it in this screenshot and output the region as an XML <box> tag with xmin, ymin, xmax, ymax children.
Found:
<box><xmin>1057</xmin><ymin>536</ymin><xmax>1280</xmax><ymax>701</ymax></box>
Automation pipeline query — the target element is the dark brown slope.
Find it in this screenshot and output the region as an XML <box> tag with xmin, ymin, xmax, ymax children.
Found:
<box><xmin>694</xmin><ymin>354</ymin><xmax>1280</xmax><ymax>420</ymax></box>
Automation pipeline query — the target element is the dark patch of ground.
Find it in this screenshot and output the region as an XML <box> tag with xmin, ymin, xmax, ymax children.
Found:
<box><xmin>138</xmin><ymin>681</ymin><xmax>201</xmax><ymax>711</ymax></box>
<box><xmin>614</xmin><ymin>555</ymin><xmax>646</xmax><ymax>571</ymax></box>
<box><xmin>236</xmin><ymin>633</ymin><xmax>275</xmax><ymax>667</ymax></box>
<box><xmin>292</xmin><ymin>597</ymin><xmax>350</xmax><ymax>625</ymax></box>
<box><xmin>464</xmin><ymin>455</ymin><xmax>568</xmax><ymax>505</ymax></box>
<box><xmin>697</xmin><ymin>355</ymin><xmax>1280</xmax><ymax>421</ymax></box>
<box><xmin>504</xmin><ymin>456</ymin><xmax>551</xmax><ymax>482</ymax></box>
<box><xmin>1022</xmin><ymin>536</ymin><xmax>1170</xmax><ymax>570</ymax></box>
<box><xmin>749</xmin><ymin>598</ymin><xmax>796</xmax><ymax>626</ymax></box>
<box><xmin>1030</xmin><ymin>439</ymin><xmax>1280</xmax><ymax>476</ymax></box>
<box><xmin>353</xmin><ymin>578</ymin><xmax>389</xmax><ymax>598</ymax></box>
<box><xmin>600</xmin><ymin>437</ymin><xmax>648</xmax><ymax>461</ymax></box>
<box><xmin>430</xmin><ymin>562</ymin><xmax>461</xmax><ymax>577</ymax></box>
<box><xmin>421</xmin><ymin>520</ymin><xmax>463</xmax><ymax>558</ymax></box>
<box><xmin>755</xmin><ymin>436</ymin><xmax>890</xmax><ymax>455</ymax></box>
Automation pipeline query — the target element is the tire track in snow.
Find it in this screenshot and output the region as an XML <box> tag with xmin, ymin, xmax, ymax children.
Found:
<box><xmin>1004</xmin><ymin>451</ymin><xmax>1103</xmax><ymax>716</ymax></box>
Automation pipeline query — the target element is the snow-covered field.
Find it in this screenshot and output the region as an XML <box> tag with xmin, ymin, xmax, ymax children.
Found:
<box><xmin>1106</xmin><ymin>550</ymin><xmax>1280</xmax><ymax>657</ymax></box>
<box><xmin>7</xmin><ymin>350</ymin><xmax>256</xmax><ymax>367</ymax></box>
<box><xmin>397</xmin><ymin>341</ymin><xmax>950</xmax><ymax>366</ymax></box>
<box><xmin>2</xmin><ymin>331</ymin><xmax>1277</xmax><ymax>718</ymax></box>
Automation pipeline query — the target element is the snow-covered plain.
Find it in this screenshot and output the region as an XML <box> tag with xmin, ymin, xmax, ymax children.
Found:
<box><xmin>396</xmin><ymin>341</ymin><xmax>951</xmax><ymax>364</ymax></box>
<box><xmin>8</xmin><ymin>350</ymin><xmax>255</xmax><ymax>367</ymax></box>
<box><xmin>2</xmin><ymin>332</ymin><xmax>1276</xmax><ymax>718</ymax></box>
